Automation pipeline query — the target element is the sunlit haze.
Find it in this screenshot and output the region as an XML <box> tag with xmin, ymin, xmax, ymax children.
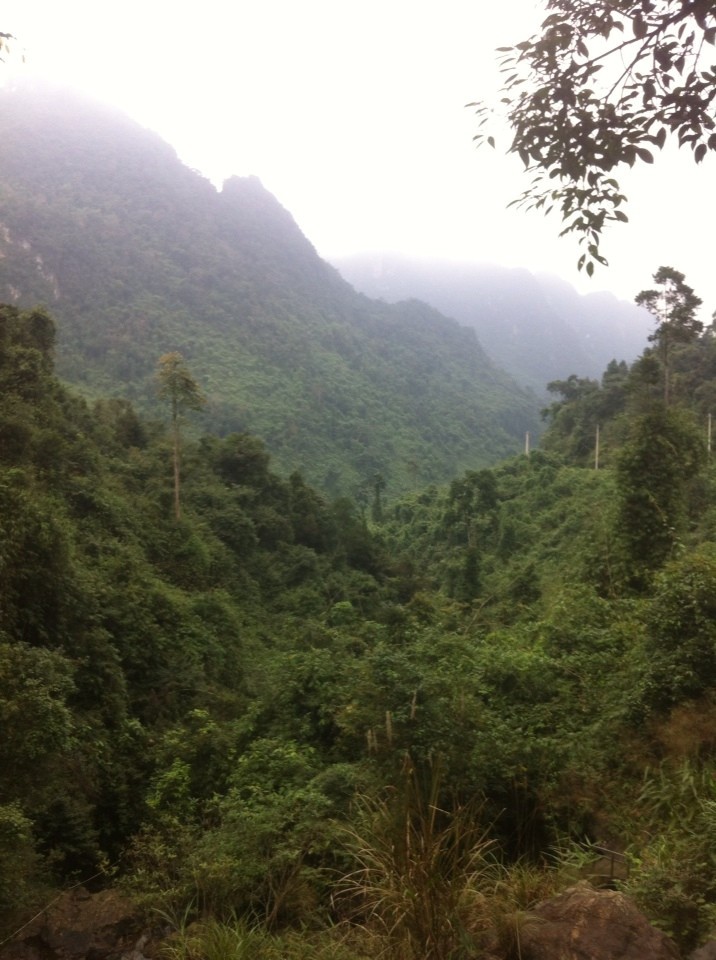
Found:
<box><xmin>4</xmin><ymin>0</ymin><xmax>716</xmax><ymax>315</ymax></box>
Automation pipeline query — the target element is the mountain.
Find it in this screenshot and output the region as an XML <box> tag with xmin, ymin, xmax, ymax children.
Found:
<box><xmin>4</xmin><ymin>86</ymin><xmax>716</xmax><ymax>949</ymax></box>
<box><xmin>0</xmin><ymin>82</ymin><xmax>539</xmax><ymax>496</ymax></box>
<box><xmin>330</xmin><ymin>253</ymin><xmax>653</xmax><ymax>393</ymax></box>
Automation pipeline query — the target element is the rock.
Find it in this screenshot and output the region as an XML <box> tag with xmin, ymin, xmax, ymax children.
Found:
<box><xmin>1</xmin><ymin>882</ymin><xmax>684</xmax><ymax>960</ymax></box>
<box><xmin>0</xmin><ymin>887</ymin><xmax>159</xmax><ymax>960</ymax></box>
<box><xmin>691</xmin><ymin>942</ymin><xmax>716</xmax><ymax>960</ymax></box>
<box><xmin>518</xmin><ymin>882</ymin><xmax>681</xmax><ymax>960</ymax></box>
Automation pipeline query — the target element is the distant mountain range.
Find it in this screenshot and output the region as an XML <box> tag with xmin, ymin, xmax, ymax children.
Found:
<box><xmin>331</xmin><ymin>254</ymin><xmax>653</xmax><ymax>394</ymax></box>
<box><xmin>0</xmin><ymin>82</ymin><xmax>540</xmax><ymax>495</ymax></box>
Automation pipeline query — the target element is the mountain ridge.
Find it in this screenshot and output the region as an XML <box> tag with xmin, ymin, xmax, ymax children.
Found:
<box><xmin>331</xmin><ymin>252</ymin><xmax>653</xmax><ymax>393</ymax></box>
<box><xmin>0</xmin><ymin>83</ymin><xmax>539</xmax><ymax>495</ymax></box>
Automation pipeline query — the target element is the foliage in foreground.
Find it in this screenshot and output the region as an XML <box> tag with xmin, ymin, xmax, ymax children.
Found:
<box><xmin>6</xmin><ymin>295</ymin><xmax>716</xmax><ymax>953</ymax></box>
<box><xmin>473</xmin><ymin>1</ymin><xmax>716</xmax><ymax>274</ymax></box>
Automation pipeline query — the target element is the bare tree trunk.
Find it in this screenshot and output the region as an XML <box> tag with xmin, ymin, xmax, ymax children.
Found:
<box><xmin>172</xmin><ymin>399</ymin><xmax>181</xmax><ymax>520</ymax></box>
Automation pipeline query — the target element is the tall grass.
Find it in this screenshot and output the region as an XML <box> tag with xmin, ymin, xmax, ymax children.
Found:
<box><xmin>338</xmin><ymin>762</ymin><xmax>503</xmax><ymax>960</ymax></box>
<box><xmin>160</xmin><ymin>914</ymin><xmax>371</xmax><ymax>960</ymax></box>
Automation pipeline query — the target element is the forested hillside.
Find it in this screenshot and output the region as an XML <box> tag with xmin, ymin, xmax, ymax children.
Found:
<box><xmin>332</xmin><ymin>253</ymin><xmax>652</xmax><ymax>393</ymax></box>
<box><xmin>5</xmin><ymin>258</ymin><xmax>716</xmax><ymax>957</ymax></box>
<box><xmin>0</xmin><ymin>82</ymin><xmax>539</xmax><ymax>496</ymax></box>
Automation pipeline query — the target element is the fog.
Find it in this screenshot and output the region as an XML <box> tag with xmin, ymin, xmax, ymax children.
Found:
<box><xmin>4</xmin><ymin>0</ymin><xmax>716</xmax><ymax>314</ymax></box>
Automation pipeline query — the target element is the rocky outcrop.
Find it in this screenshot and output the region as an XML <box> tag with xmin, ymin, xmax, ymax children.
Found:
<box><xmin>0</xmin><ymin>882</ymin><xmax>685</xmax><ymax>960</ymax></box>
<box><xmin>0</xmin><ymin>887</ymin><xmax>159</xmax><ymax>960</ymax></box>
<box><xmin>518</xmin><ymin>882</ymin><xmax>681</xmax><ymax>960</ymax></box>
<box><xmin>691</xmin><ymin>942</ymin><xmax>716</xmax><ymax>960</ymax></box>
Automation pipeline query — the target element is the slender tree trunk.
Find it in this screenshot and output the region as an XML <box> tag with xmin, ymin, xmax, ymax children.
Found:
<box><xmin>594</xmin><ymin>423</ymin><xmax>600</xmax><ymax>470</ymax></box>
<box><xmin>156</xmin><ymin>351</ymin><xmax>205</xmax><ymax>521</ymax></box>
<box><xmin>708</xmin><ymin>412</ymin><xmax>712</xmax><ymax>459</ymax></box>
<box><xmin>171</xmin><ymin>399</ymin><xmax>181</xmax><ymax>520</ymax></box>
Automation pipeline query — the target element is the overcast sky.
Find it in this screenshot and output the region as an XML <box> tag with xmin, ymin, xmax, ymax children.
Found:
<box><xmin>4</xmin><ymin>0</ymin><xmax>716</xmax><ymax>315</ymax></box>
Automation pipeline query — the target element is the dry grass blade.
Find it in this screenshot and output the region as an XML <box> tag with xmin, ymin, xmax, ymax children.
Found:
<box><xmin>337</xmin><ymin>763</ymin><xmax>503</xmax><ymax>960</ymax></box>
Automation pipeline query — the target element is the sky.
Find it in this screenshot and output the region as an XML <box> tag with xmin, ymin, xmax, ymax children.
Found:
<box><xmin>3</xmin><ymin>0</ymin><xmax>716</xmax><ymax>315</ymax></box>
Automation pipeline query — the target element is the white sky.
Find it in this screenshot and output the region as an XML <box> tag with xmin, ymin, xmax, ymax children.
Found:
<box><xmin>3</xmin><ymin>0</ymin><xmax>716</xmax><ymax>314</ymax></box>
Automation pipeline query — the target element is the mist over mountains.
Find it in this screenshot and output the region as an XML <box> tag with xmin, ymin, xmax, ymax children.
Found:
<box><xmin>0</xmin><ymin>83</ymin><xmax>540</xmax><ymax>495</ymax></box>
<box><xmin>332</xmin><ymin>254</ymin><xmax>653</xmax><ymax>393</ymax></box>
<box><xmin>0</xmin><ymin>84</ymin><xmax>654</xmax><ymax>499</ymax></box>
<box><xmin>5</xmin><ymin>66</ymin><xmax>716</xmax><ymax>959</ymax></box>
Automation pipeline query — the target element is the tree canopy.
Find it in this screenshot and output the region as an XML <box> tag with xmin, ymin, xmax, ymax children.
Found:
<box><xmin>635</xmin><ymin>265</ymin><xmax>703</xmax><ymax>403</ymax></box>
<box><xmin>156</xmin><ymin>351</ymin><xmax>206</xmax><ymax>421</ymax></box>
<box><xmin>0</xmin><ymin>85</ymin><xmax>540</xmax><ymax>497</ymax></box>
<box><xmin>636</xmin><ymin>265</ymin><xmax>703</xmax><ymax>342</ymax></box>
<box><xmin>5</xmin><ymin>294</ymin><xmax>716</xmax><ymax>952</ymax></box>
<box><xmin>473</xmin><ymin>0</ymin><xmax>716</xmax><ymax>274</ymax></box>
<box><xmin>155</xmin><ymin>351</ymin><xmax>205</xmax><ymax>519</ymax></box>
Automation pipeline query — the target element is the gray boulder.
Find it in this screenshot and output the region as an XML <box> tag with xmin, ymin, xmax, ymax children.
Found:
<box><xmin>518</xmin><ymin>882</ymin><xmax>681</xmax><ymax>960</ymax></box>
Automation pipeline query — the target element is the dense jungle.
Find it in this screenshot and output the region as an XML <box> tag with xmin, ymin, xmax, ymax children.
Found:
<box><xmin>3</xmin><ymin>83</ymin><xmax>716</xmax><ymax>959</ymax></box>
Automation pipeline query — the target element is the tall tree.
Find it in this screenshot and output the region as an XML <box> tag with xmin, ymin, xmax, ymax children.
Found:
<box><xmin>473</xmin><ymin>1</ymin><xmax>716</xmax><ymax>273</ymax></box>
<box><xmin>155</xmin><ymin>352</ymin><xmax>205</xmax><ymax>519</ymax></box>
<box><xmin>635</xmin><ymin>266</ymin><xmax>703</xmax><ymax>405</ymax></box>
<box><xmin>371</xmin><ymin>472</ymin><xmax>386</xmax><ymax>524</ymax></box>
<box><xmin>616</xmin><ymin>404</ymin><xmax>704</xmax><ymax>588</ymax></box>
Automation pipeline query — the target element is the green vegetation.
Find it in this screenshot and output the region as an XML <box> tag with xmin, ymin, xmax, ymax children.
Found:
<box><xmin>3</xmin><ymin>255</ymin><xmax>716</xmax><ymax>957</ymax></box>
<box><xmin>155</xmin><ymin>351</ymin><xmax>206</xmax><ymax>519</ymax></box>
<box><xmin>0</xmin><ymin>84</ymin><xmax>539</xmax><ymax>497</ymax></box>
<box><xmin>473</xmin><ymin>0</ymin><xmax>716</xmax><ymax>274</ymax></box>
<box><xmin>4</xmin><ymin>86</ymin><xmax>716</xmax><ymax>955</ymax></box>
<box><xmin>332</xmin><ymin>254</ymin><xmax>652</xmax><ymax>394</ymax></box>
